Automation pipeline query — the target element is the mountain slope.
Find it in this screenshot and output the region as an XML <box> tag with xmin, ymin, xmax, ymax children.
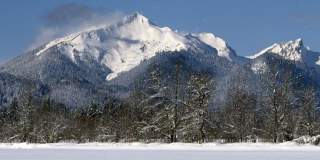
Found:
<box><xmin>0</xmin><ymin>13</ymin><xmax>243</xmax><ymax>107</ymax></box>
<box><xmin>193</xmin><ymin>32</ymin><xmax>246</xmax><ymax>63</ymax></box>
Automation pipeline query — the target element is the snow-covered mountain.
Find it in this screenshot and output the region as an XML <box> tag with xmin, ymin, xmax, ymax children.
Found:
<box><xmin>28</xmin><ymin>13</ymin><xmax>240</xmax><ymax>81</ymax></box>
<box><xmin>249</xmin><ymin>38</ymin><xmax>320</xmax><ymax>76</ymax></box>
<box><xmin>0</xmin><ymin>12</ymin><xmax>243</xmax><ymax>107</ymax></box>
<box><xmin>249</xmin><ymin>38</ymin><xmax>320</xmax><ymax>65</ymax></box>
<box><xmin>0</xmin><ymin>12</ymin><xmax>319</xmax><ymax>108</ymax></box>
<box><xmin>248</xmin><ymin>39</ymin><xmax>305</xmax><ymax>61</ymax></box>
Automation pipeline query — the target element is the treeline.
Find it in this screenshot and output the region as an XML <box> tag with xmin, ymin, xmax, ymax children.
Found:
<box><xmin>0</xmin><ymin>63</ymin><xmax>319</xmax><ymax>143</ymax></box>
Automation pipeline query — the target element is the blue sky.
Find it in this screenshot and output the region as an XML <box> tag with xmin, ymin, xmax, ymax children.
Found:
<box><xmin>0</xmin><ymin>0</ymin><xmax>319</xmax><ymax>63</ymax></box>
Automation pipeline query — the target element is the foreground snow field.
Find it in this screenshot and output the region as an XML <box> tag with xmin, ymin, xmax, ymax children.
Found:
<box><xmin>1</xmin><ymin>143</ymin><xmax>320</xmax><ymax>160</ymax></box>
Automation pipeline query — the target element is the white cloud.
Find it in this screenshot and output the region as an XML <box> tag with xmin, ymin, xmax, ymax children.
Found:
<box><xmin>28</xmin><ymin>3</ymin><xmax>125</xmax><ymax>51</ymax></box>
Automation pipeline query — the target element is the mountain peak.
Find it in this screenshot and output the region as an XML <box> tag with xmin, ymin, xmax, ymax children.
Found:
<box><xmin>294</xmin><ymin>38</ymin><xmax>303</xmax><ymax>45</ymax></box>
<box><xmin>285</xmin><ymin>38</ymin><xmax>304</xmax><ymax>49</ymax></box>
<box><xmin>248</xmin><ymin>38</ymin><xmax>306</xmax><ymax>61</ymax></box>
<box><xmin>122</xmin><ymin>12</ymin><xmax>150</xmax><ymax>26</ymax></box>
<box><xmin>131</xmin><ymin>12</ymin><xmax>148</xmax><ymax>20</ymax></box>
<box><xmin>267</xmin><ymin>38</ymin><xmax>306</xmax><ymax>61</ymax></box>
<box><xmin>194</xmin><ymin>33</ymin><xmax>235</xmax><ymax>61</ymax></box>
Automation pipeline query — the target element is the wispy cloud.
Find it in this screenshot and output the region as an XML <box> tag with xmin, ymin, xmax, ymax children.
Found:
<box><xmin>28</xmin><ymin>3</ymin><xmax>124</xmax><ymax>50</ymax></box>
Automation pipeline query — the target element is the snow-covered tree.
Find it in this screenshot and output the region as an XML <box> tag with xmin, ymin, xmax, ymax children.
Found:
<box><xmin>181</xmin><ymin>74</ymin><xmax>213</xmax><ymax>143</ymax></box>
<box><xmin>260</xmin><ymin>59</ymin><xmax>297</xmax><ymax>142</ymax></box>
<box><xmin>299</xmin><ymin>87</ymin><xmax>319</xmax><ymax>136</ymax></box>
<box><xmin>222</xmin><ymin>89</ymin><xmax>257</xmax><ymax>142</ymax></box>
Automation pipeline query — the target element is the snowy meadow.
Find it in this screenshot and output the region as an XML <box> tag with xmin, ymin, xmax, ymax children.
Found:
<box><xmin>1</xmin><ymin>143</ymin><xmax>320</xmax><ymax>160</ymax></box>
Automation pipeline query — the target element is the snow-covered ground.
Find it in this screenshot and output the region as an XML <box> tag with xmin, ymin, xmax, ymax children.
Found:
<box><xmin>0</xmin><ymin>143</ymin><xmax>320</xmax><ymax>160</ymax></box>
